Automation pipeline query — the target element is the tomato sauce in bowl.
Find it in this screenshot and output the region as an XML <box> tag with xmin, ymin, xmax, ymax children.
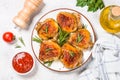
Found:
<box><xmin>12</xmin><ymin>52</ymin><xmax>34</xmax><ymax>74</ymax></box>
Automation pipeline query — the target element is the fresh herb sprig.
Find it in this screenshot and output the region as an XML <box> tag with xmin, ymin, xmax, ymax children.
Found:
<box><xmin>69</xmin><ymin>51</ymin><xmax>75</xmax><ymax>57</ymax></box>
<box><xmin>14</xmin><ymin>37</ymin><xmax>25</xmax><ymax>48</ymax></box>
<box><xmin>58</xmin><ymin>27</ymin><xmax>70</xmax><ymax>46</ymax></box>
<box><xmin>76</xmin><ymin>0</ymin><xmax>105</xmax><ymax>12</ymax></box>
<box><xmin>76</xmin><ymin>33</ymin><xmax>83</xmax><ymax>43</ymax></box>
<box><xmin>45</xmin><ymin>48</ymin><xmax>53</xmax><ymax>52</ymax></box>
<box><xmin>44</xmin><ymin>26</ymin><xmax>48</xmax><ymax>33</ymax></box>
<box><xmin>15</xmin><ymin>44</ymin><xmax>21</xmax><ymax>48</ymax></box>
<box><xmin>44</xmin><ymin>61</ymin><xmax>53</xmax><ymax>67</ymax></box>
<box><xmin>32</xmin><ymin>35</ymin><xmax>42</xmax><ymax>43</ymax></box>
<box><xmin>19</xmin><ymin>37</ymin><xmax>25</xmax><ymax>46</ymax></box>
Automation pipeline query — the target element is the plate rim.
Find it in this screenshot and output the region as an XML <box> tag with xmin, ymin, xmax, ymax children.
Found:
<box><xmin>31</xmin><ymin>8</ymin><xmax>96</xmax><ymax>72</ymax></box>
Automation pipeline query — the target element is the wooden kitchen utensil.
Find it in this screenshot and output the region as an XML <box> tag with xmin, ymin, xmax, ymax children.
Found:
<box><xmin>13</xmin><ymin>0</ymin><xmax>43</xmax><ymax>29</ymax></box>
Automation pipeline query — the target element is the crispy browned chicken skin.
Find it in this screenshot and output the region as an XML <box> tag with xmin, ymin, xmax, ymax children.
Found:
<box><xmin>39</xmin><ymin>40</ymin><xmax>61</xmax><ymax>62</ymax></box>
<box><xmin>36</xmin><ymin>18</ymin><xmax>59</xmax><ymax>40</ymax></box>
<box><xmin>61</xmin><ymin>43</ymin><xmax>83</xmax><ymax>69</ymax></box>
<box><xmin>68</xmin><ymin>29</ymin><xmax>93</xmax><ymax>50</ymax></box>
<box><xmin>57</xmin><ymin>12</ymin><xmax>81</xmax><ymax>33</ymax></box>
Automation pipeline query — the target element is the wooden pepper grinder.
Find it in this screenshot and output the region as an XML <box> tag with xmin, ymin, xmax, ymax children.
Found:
<box><xmin>13</xmin><ymin>0</ymin><xmax>43</xmax><ymax>29</ymax></box>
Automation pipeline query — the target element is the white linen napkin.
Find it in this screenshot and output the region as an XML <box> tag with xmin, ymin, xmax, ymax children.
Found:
<box><xmin>78</xmin><ymin>34</ymin><xmax>120</xmax><ymax>80</ymax></box>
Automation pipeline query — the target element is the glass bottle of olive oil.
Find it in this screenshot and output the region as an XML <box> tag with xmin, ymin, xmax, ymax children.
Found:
<box><xmin>100</xmin><ymin>5</ymin><xmax>120</xmax><ymax>33</ymax></box>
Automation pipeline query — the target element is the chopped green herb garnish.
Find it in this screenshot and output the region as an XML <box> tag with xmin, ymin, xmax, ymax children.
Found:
<box><xmin>76</xmin><ymin>33</ymin><xmax>83</xmax><ymax>43</ymax></box>
<box><xmin>32</xmin><ymin>35</ymin><xmax>42</xmax><ymax>43</ymax></box>
<box><xmin>69</xmin><ymin>51</ymin><xmax>75</xmax><ymax>57</ymax></box>
<box><xmin>19</xmin><ymin>37</ymin><xmax>25</xmax><ymax>46</ymax></box>
<box><xmin>44</xmin><ymin>61</ymin><xmax>53</xmax><ymax>67</ymax></box>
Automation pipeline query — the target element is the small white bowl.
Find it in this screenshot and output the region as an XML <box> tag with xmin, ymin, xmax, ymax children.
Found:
<box><xmin>12</xmin><ymin>52</ymin><xmax>35</xmax><ymax>75</ymax></box>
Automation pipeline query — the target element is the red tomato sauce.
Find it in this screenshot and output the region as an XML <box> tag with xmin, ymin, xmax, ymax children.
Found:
<box><xmin>12</xmin><ymin>52</ymin><xmax>34</xmax><ymax>73</ymax></box>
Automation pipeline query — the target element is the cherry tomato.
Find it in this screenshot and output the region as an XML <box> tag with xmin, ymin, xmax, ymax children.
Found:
<box><xmin>2</xmin><ymin>32</ymin><xmax>15</xmax><ymax>43</ymax></box>
<box><xmin>12</xmin><ymin>52</ymin><xmax>34</xmax><ymax>73</ymax></box>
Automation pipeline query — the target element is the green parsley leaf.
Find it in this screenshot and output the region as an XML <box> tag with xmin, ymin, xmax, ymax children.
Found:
<box><xmin>76</xmin><ymin>0</ymin><xmax>105</xmax><ymax>12</ymax></box>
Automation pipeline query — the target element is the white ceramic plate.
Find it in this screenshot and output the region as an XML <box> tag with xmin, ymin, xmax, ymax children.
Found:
<box><xmin>31</xmin><ymin>8</ymin><xmax>96</xmax><ymax>72</ymax></box>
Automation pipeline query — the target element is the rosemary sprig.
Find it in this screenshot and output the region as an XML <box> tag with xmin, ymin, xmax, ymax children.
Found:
<box><xmin>43</xmin><ymin>26</ymin><xmax>48</xmax><ymax>33</ymax></box>
<box><xmin>69</xmin><ymin>51</ymin><xmax>75</xmax><ymax>57</ymax></box>
<box><xmin>19</xmin><ymin>37</ymin><xmax>25</xmax><ymax>46</ymax></box>
<box><xmin>45</xmin><ymin>26</ymin><xmax>48</xmax><ymax>33</ymax></box>
<box><xmin>32</xmin><ymin>36</ymin><xmax>42</xmax><ymax>43</ymax></box>
<box><xmin>44</xmin><ymin>61</ymin><xmax>53</xmax><ymax>67</ymax></box>
<box><xmin>15</xmin><ymin>44</ymin><xmax>21</xmax><ymax>48</ymax></box>
<box><xmin>76</xmin><ymin>33</ymin><xmax>83</xmax><ymax>43</ymax></box>
<box><xmin>45</xmin><ymin>48</ymin><xmax>53</xmax><ymax>52</ymax></box>
<box><xmin>58</xmin><ymin>27</ymin><xmax>70</xmax><ymax>46</ymax></box>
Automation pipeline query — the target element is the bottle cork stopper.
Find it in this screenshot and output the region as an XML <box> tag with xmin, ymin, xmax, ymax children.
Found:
<box><xmin>111</xmin><ymin>6</ymin><xmax>120</xmax><ymax>17</ymax></box>
<box><xmin>13</xmin><ymin>0</ymin><xmax>43</xmax><ymax>29</ymax></box>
